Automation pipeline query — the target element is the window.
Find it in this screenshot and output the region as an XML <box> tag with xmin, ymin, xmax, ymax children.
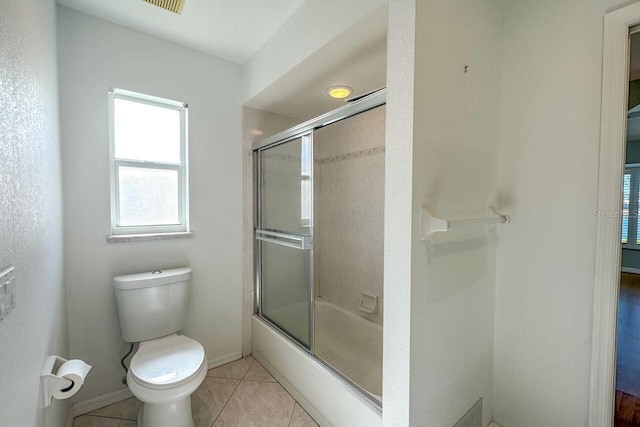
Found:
<box><xmin>623</xmin><ymin>164</ymin><xmax>640</xmax><ymax>248</ymax></box>
<box><xmin>300</xmin><ymin>137</ymin><xmax>312</xmax><ymax>228</ymax></box>
<box><xmin>108</xmin><ymin>88</ymin><xmax>189</xmax><ymax>236</ymax></box>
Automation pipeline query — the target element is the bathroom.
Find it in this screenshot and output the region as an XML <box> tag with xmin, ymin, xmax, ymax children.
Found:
<box><xmin>1</xmin><ymin>0</ymin><xmax>632</xmax><ymax>427</ymax></box>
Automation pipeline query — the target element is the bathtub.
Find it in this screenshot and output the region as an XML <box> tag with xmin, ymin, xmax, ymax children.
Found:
<box><xmin>314</xmin><ymin>298</ymin><xmax>382</xmax><ymax>401</ymax></box>
<box><xmin>251</xmin><ymin>299</ymin><xmax>382</xmax><ymax>427</ymax></box>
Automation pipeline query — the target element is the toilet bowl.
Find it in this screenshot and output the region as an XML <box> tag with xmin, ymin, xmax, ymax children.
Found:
<box><xmin>127</xmin><ymin>334</ymin><xmax>207</xmax><ymax>427</ymax></box>
<box><xmin>113</xmin><ymin>267</ymin><xmax>205</xmax><ymax>427</ymax></box>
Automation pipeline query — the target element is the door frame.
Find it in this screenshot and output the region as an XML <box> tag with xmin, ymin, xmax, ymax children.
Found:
<box><xmin>590</xmin><ymin>3</ymin><xmax>640</xmax><ymax>426</ymax></box>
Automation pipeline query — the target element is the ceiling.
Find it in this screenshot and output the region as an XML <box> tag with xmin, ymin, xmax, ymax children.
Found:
<box><xmin>245</xmin><ymin>4</ymin><xmax>388</xmax><ymax>121</ymax></box>
<box><xmin>56</xmin><ymin>0</ymin><xmax>306</xmax><ymax>64</ymax></box>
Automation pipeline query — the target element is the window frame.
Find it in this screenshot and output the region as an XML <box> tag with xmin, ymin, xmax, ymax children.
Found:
<box><xmin>108</xmin><ymin>88</ymin><xmax>189</xmax><ymax>236</ymax></box>
<box><xmin>623</xmin><ymin>163</ymin><xmax>640</xmax><ymax>249</ymax></box>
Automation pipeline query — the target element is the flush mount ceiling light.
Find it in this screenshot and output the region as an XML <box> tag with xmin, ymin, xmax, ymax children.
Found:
<box><xmin>327</xmin><ymin>85</ymin><xmax>353</xmax><ymax>99</ymax></box>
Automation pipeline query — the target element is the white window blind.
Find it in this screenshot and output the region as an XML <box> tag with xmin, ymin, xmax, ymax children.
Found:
<box><xmin>623</xmin><ymin>165</ymin><xmax>640</xmax><ymax>248</ymax></box>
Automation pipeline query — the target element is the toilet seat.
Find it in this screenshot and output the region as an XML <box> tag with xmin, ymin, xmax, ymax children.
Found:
<box><xmin>130</xmin><ymin>334</ymin><xmax>205</xmax><ymax>390</ymax></box>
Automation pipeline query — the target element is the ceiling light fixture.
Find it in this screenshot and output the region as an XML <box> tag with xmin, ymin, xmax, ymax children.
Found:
<box><xmin>327</xmin><ymin>85</ymin><xmax>353</xmax><ymax>99</ymax></box>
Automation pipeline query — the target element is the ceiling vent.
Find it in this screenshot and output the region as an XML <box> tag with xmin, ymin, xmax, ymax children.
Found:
<box><xmin>143</xmin><ymin>0</ymin><xmax>185</xmax><ymax>14</ymax></box>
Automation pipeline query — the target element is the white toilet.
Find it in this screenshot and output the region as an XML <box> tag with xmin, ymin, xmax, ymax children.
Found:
<box><xmin>113</xmin><ymin>267</ymin><xmax>206</xmax><ymax>427</ymax></box>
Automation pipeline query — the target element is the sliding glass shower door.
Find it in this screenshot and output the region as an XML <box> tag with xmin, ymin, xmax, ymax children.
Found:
<box><xmin>256</xmin><ymin>132</ymin><xmax>313</xmax><ymax>349</ymax></box>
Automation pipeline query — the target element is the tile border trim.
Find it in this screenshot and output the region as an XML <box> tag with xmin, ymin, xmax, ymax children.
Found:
<box><xmin>315</xmin><ymin>145</ymin><xmax>385</xmax><ymax>165</ymax></box>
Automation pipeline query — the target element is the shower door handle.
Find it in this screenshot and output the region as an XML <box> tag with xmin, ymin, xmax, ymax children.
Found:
<box><xmin>255</xmin><ymin>229</ymin><xmax>312</xmax><ymax>250</ymax></box>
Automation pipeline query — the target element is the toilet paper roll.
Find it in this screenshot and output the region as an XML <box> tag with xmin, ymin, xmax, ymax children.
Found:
<box><xmin>52</xmin><ymin>359</ymin><xmax>92</xmax><ymax>400</ymax></box>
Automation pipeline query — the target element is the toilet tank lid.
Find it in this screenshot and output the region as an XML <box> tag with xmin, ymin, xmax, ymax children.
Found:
<box><xmin>113</xmin><ymin>267</ymin><xmax>192</xmax><ymax>290</ymax></box>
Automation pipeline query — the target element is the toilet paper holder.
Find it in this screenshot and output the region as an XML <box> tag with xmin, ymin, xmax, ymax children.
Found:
<box><xmin>41</xmin><ymin>355</ymin><xmax>91</xmax><ymax>408</ymax></box>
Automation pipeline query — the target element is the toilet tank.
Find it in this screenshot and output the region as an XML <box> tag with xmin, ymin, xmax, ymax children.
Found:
<box><xmin>113</xmin><ymin>267</ymin><xmax>192</xmax><ymax>342</ymax></box>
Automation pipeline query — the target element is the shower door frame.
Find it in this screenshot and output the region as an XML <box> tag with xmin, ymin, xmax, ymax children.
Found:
<box><xmin>253</xmin><ymin>88</ymin><xmax>387</xmax><ymax>408</ymax></box>
<box><xmin>255</xmin><ymin>130</ymin><xmax>316</xmax><ymax>353</ymax></box>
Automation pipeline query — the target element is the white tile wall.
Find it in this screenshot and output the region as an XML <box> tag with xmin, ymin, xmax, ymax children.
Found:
<box><xmin>314</xmin><ymin>105</ymin><xmax>385</xmax><ymax>324</ymax></box>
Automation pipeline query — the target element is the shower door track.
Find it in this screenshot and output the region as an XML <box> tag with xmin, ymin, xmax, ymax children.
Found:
<box><xmin>252</xmin><ymin>88</ymin><xmax>386</xmax><ymax>151</ymax></box>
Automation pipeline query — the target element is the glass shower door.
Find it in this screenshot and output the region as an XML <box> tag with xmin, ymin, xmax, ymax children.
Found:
<box><xmin>256</xmin><ymin>133</ymin><xmax>313</xmax><ymax>349</ymax></box>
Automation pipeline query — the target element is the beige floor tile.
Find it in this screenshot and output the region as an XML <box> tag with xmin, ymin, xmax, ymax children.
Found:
<box><xmin>88</xmin><ymin>397</ymin><xmax>142</xmax><ymax>420</ymax></box>
<box><xmin>73</xmin><ymin>415</ymin><xmax>137</xmax><ymax>427</ymax></box>
<box><xmin>243</xmin><ymin>360</ymin><xmax>276</xmax><ymax>382</ymax></box>
<box><xmin>207</xmin><ymin>356</ymin><xmax>254</xmax><ymax>379</ymax></box>
<box><xmin>212</xmin><ymin>380</ymin><xmax>295</xmax><ymax>427</ymax></box>
<box><xmin>192</xmin><ymin>377</ymin><xmax>241</xmax><ymax>427</ymax></box>
<box><xmin>289</xmin><ymin>403</ymin><xmax>318</xmax><ymax>427</ymax></box>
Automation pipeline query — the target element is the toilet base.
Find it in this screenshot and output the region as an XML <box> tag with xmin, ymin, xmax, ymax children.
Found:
<box><xmin>138</xmin><ymin>396</ymin><xmax>195</xmax><ymax>427</ymax></box>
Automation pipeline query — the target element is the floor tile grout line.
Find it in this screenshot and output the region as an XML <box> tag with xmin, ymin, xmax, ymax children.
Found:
<box><xmin>209</xmin><ymin>378</ymin><xmax>243</xmax><ymax>427</ymax></box>
<box><xmin>241</xmin><ymin>357</ymin><xmax>256</xmax><ymax>380</ymax></box>
<box><xmin>287</xmin><ymin>401</ymin><xmax>296</xmax><ymax>427</ymax></box>
<box><xmin>205</xmin><ymin>356</ymin><xmax>255</xmax><ymax>381</ymax></box>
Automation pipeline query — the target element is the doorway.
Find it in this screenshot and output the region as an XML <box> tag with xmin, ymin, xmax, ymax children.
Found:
<box><xmin>589</xmin><ymin>2</ymin><xmax>640</xmax><ymax>427</ymax></box>
<box><xmin>591</xmin><ymin>4</ymin><xmax>640</xmax><ymax>427</ymax></box>
<box><xmin>614</xmin><ymin>29</ymin><xmax>640</xmax><ymax>427</ymax></box>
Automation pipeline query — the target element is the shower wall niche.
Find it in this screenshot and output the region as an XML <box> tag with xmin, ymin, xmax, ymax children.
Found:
<box><xmin>314</xmin><ymin>105</ymin><xmax>385</xmax><ymax>324</ymax></box>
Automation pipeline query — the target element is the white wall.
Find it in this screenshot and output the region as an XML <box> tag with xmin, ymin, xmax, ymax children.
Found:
<box><xmin>408</xmin><ymin>1</ymin><xmax>503</xmax><ymax>426</ymax></box>
<box><xmin>493</xmin><ymin>0</ymin><xmax>624</xmax><ymax>426</ymax></box>
<box><xmin>0</xmin><ymin>1</ymin><xmax>69</xmax><ymax>426</ymax></box>
<box><xmin>57</xmin><ymin>7</ymin><xmax>244</xmax><ymax>401</ymax></box>
<box><xmin>242</xmin><ymin>0</ymin><xmax>386</xmax><ymax>103</ymax></box>
<box><xmin>386</xmin><ymin>0</ymin><xmax>502</xmax><ymax>425</ymax></box>
<box><xmin>383</xmin><ymin>0</ymin><xmax>415</xmax><ymax>425</ymax></box>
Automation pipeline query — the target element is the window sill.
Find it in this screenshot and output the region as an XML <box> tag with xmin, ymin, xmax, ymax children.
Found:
<box><xmin>106</xmin><ymin>231</ymin><xmax>194</xmax><ymax>243</ymax></box>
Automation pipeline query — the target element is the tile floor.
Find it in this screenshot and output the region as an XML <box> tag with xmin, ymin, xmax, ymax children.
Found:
<box><xmin>73</xmin><ymin>356</ymin><xmax>318</xmax><ymax>427</ymax></box>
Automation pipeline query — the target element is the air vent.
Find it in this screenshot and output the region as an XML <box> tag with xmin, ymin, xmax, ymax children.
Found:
<box><xmin>143</xmin><ymin>0</ymin><xmax>185</xmax><ymax>14</ymax></box>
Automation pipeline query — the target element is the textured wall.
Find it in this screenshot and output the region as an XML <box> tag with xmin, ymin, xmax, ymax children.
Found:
<box><xmin>314</xmin><ymin>105</ymin><xmax>385</xmax><ymax>324</ymax></box>
<box><xmin>58</xmin><ymin>7</ymin><xmax>244</xmax><ymax>401</ymax></box>
<box><xmin>382</xmin><ymin>0</ymin><xmax>415</xmax><ymax>424</ymax></box>
<box><xmin>408</xmin><ymin>1</ymin><xmax>502</xmax><ymax>425</ymax></box>
<box><xmin>493</xmin><ymin>0</ymin><xmax>624</xmax><ymax>425</ymax></box>
<box><xmin>0</xmin><ymin>1</ymin><xmax>69</xmax><ymax>426</ymax></box>
<box><xmin>242</xmin><ymin>0</ymin><xmax>386</xmax><ymax>103</ymax></box>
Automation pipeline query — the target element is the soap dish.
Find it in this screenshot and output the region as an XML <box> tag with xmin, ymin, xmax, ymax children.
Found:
<box><xmin>359</xmin><ymin>293</ymin><xmax>378</xmax><ymax>314</ymax></box>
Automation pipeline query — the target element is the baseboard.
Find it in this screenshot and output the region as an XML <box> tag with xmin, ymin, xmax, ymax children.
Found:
<box><xmin>621</xmin><ymin>267</ymin><xmax>640</xmax><ymax>274</ymax></box>
<box><xmin>72</xmin><ymin>387</ymin><xmax>133</xmax><ymax>417</ymax></box>
<box><xmin>67</xmin><ymin>406</ymin><xmax>74</xmax><ymax>427</ymax></box>
<box><xmin>208</xmin><ymin>350</ymin><xmax>243</xmax><ymax>370</ymax></box>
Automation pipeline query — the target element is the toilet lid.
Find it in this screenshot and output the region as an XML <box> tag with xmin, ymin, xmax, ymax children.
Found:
<box><xmin>130</xmin><ymin>335</ymin><xmax>205</xmax><ymax>389</ymax></box>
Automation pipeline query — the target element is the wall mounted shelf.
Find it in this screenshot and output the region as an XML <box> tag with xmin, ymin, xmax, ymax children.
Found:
<box><xmin>421</xmin><ymin>207</ymin><xmax>510</xmax><ymax>241</ymax></box>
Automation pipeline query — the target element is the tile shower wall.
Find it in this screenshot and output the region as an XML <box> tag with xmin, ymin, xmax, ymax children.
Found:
<box><xmin>314</xmin><ymin>105</ymin><xmax>385</xmax><ymax>324</ymax></box>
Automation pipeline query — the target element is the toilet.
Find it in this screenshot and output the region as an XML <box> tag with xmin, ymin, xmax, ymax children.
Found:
<box><xmin>113</xmin><ymin>267</ymin><xmax>206</xmax><ymax>427</ymax></box>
